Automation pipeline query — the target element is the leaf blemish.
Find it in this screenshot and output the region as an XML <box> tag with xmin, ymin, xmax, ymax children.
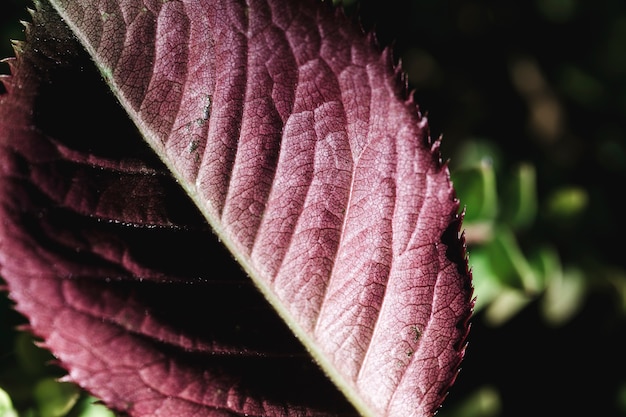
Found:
<box><xmin>193</xmin><ymin>95</ymin><xmax>212</xmax><ymax>128</ymax></box>
<box><xmin>188</xmin><ymin>139</ymin><xmax>199</xmax><ymax>154</ymax></box>
<box><xmin>411</xmin><ymin>325</ymin><xmax>421</xmax><ymax>342</ymax></box>
<box><xmin>202</xmin><ymin>94</ymin><xmax>212</xmax><ymax>121</ymax></box>
<box><xmin>100</xmin><ymin>11</ymin><xmax>113</xmax><ymax>22</ymax></box>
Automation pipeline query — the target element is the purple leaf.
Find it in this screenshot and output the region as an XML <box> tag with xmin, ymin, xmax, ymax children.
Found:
<box><xmin>0</xmin><ymin>1</ymin><xmax>473</xmax><ymax>416</ymax></box>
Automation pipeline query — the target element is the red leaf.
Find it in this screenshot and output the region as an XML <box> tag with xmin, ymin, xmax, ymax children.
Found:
<box><xmin>0</xmin><ymin>1</ymin><xmax>473</xmax><ymax>416</ymax></box>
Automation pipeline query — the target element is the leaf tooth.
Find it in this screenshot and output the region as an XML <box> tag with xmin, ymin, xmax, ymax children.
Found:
<box><xmin>379</xmin><ymin>44</ymin><xmax>395</xmax><ymax>69</ymax></box>
<box><xmin>20</xmin><ymin>16</ymin><xmax>35</xmax><ymax>43</ymax></box>
<box><xmin>16</xmin><ymin>323</ymin><xmax>33</xmax><ymax>333</ymax></box>
<box><xmin>9</xmin><ymin>39</ymin><xmax>25</xmax><ymax>58</ymax></box>
<box><xmin>33</xmin><ymin>339</ymin><xmax>49</xmax><ymax>350</ymax></box>
<box><xmin>0</xmin><ymin>72</ymin><xmax>15</xmax><ymax>96</ymax></box>
<box><xmin>27</xmin><ymin>3</ymin><xmax>38</xmax><ymax>19</ymax></box>
<box><xmin>58</xmin><ymin>374</ymin><xmax>76</xmax><ymax>384</ymax></box>
<box><xmin>395</xmin><ymin>59</ymin><xmax>410</xmax><ymax>93</ymax></box>
<box><xmin>0</xmin><ymin>55</ymin><xmax>16</xmax><ymax>68</ymax></box>
<box><xmin>365</xmin><ymin>23</ymin><xmax>382</xmax><ymax>49</ymax></box>
<box><xmin>429</xmin><ymin>136</ymin><xmax>445</xmax><ymax>165</ymax></box>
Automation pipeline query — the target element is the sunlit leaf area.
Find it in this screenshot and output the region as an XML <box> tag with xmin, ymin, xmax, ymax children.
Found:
<box><xmin>2</xmin><ymin>0</ymin><xmax>626</xmax><ymax>416</ymax></box>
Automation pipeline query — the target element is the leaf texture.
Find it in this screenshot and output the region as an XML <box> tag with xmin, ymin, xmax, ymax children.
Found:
<box><xmin>0</xmin><ymin>1</ymin><xmax>473</xmax><ymax>416</ymax></box>
<box><xmin>0</xmin><ymin>4</ymin><xmax>358</xmax><ymax>416</ymax></box>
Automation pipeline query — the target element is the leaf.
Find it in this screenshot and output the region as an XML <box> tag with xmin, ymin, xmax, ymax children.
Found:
<box><xmin>0</xmin><ymin>1</ymin><xmax>473</xmax><ymax>417</ymax></box>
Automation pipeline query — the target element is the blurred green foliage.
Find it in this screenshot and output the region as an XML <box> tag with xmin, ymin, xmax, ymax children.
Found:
<box><xmin>2</xmin><ymin>0</ymin><xmax>626</xmax><ymax>416</ymax></box>
<box><xmin>0</xmin><ymin>302</ymin><xmax>114</xmax><ymax>417</ymax></box>
<box><xmin>450</xmin><ymin>141</ymin><xmax>588</xmax><ymax>325</ymax></box>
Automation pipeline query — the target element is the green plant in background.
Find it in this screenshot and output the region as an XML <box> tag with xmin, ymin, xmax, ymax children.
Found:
<box><xmin>0</xmin><ymin>329</ymin><xmax>114</xmax><ymax>417</ymax></box>
<box><xmin>451</xmin><ymin>139</ymin><xmax>588</xmax><ymax>327</ymax></box>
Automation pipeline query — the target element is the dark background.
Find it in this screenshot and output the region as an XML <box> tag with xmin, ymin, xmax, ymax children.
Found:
<box><xmin>2</xmin><ymin>0</ymin><xmax>626</xmax><ymax>416</ymax></box>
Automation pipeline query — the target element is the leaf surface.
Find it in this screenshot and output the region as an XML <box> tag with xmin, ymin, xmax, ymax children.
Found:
<box><xmin>0</xmin><ymin>1</ymin><xmax>473</xmax><ymax>416</ymax></box>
